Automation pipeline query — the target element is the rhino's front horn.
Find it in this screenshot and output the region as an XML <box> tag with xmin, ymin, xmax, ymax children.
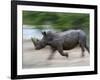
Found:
<box><xmin>31</xmin><ymin>37</ymin><xmax>37</xmax><ymax>46</ymax></box>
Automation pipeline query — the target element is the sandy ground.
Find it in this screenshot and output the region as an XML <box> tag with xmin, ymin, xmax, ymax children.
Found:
<box><xmin>22</xmin><ymin>39</ymin><xmax>90</xmax><ymax>69</ymax></box>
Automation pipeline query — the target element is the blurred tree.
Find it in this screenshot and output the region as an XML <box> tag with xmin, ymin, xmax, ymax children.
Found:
<box><xmin>23</xmin><ymin>11</ymin><xmax>90</xmax><ymax>46</ymax></box>
<box><xmin>23</xmin><ymin>11</ymin><xmax>89</xmax><ymax>31</ymax></box>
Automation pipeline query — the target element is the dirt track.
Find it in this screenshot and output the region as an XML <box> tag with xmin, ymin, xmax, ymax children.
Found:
<box><xmin>22</xmin><ymin>39</ymin><xmax>90</xmax><ymax>69</ymax></box>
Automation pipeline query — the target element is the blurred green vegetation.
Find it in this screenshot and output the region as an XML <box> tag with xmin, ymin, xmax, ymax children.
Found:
<box><xmin>23</xmin><ymin>11</ymin><xmax>90</xmax><ymax>46</ymax></box>
<box><xmin>23</xmin><ymin>11</ymin><xmax>89</xmax><ymax>31</ymax></box>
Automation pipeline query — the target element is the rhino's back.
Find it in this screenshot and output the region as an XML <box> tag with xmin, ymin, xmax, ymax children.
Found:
<box><xmin>59</xmin><ymin>30</ymin><xmax>82</xmax><ymax>50</ymax></box>
<box><xmin>49</xmin><ymin>29</ymin><xmax>86</xmax><ymax>50</ymax></box>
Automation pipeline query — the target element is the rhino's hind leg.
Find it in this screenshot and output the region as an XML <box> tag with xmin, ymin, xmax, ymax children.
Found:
<box><xmin>80</xmin><ymin>43</ymin><xmax>85</xmax><ymax>57</ymax></box>
<box><xmin>85</xmin><ymin>44</ymin><xmax>90</xmax><ymax>53</ymax></box>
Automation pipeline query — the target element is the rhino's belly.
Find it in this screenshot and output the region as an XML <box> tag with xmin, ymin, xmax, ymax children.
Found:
<box><xmin>63</xmin><ymin>41</ymin><xmax>78</xmax><ymax>50</ymax></box>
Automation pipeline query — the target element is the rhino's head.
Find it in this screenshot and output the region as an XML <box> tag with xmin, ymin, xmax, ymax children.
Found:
<box><xmin>31</xmin><ymin>38</ymin><xmax>46</xmax><ymax>50</ymax></box>
<box><xmin>31</xmin><ymin>31</ymin><xmax>55</xmax><ymax>50</ymax></box>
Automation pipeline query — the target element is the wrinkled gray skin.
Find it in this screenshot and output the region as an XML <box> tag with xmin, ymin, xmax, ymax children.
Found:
<box><xmin>32</xmin><ymin>29</ymin><xmax>89</xmax><ymax>60</ymax></box>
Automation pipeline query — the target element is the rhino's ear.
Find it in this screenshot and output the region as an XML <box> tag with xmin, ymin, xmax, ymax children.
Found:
<box><xmin>42</xmin><ymin>31</ymin><xmax>46</xmax><ymax>36</ymax></box>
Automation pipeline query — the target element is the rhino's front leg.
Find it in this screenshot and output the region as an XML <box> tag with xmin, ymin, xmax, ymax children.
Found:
<box><xmin>47</xmin><ymin>47</ymin><xmax>56</xmax><ymax>60</ymax></box>
<box><xmin>57</xmin><ymin>45</ymin><xmax>68</xmax><ymax>58</ymax></box>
